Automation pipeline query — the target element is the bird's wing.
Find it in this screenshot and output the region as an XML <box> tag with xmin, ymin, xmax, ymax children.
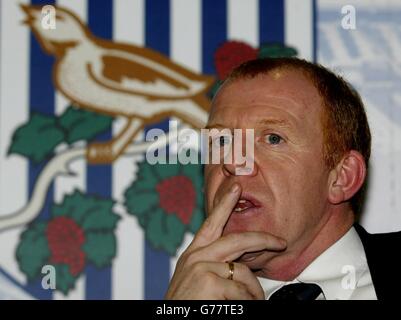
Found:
<box><xmin>88</xmin><ymin>48</ymin><xmax>214</xmax><ymax>100</ymax></box>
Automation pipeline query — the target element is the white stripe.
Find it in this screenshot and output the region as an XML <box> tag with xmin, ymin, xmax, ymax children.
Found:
<box><xmin>0</xmin><ymin>0</ymin><xmax>30</xmax><ymax>285</ymax></box>
<box><xmin>169</xmin><ymin>0</ymin><xmax>204</xmax><ymax>277</ymax></box>
<box><xmin>0</xmin><ymin>0</ymin><xmax>29</xmax><ymax>215</ymax></box>
<box><xmin>227</xmin><ymin>0</ymin><xmax>259</xmax><ymax>47</ymax></box>
<box><xmin>55</xmin><ymin>0</ymin><xmax>88</xmax><ymax>117</ymax></box>
<box><xmin>374</xmin><ymin>24</ymin><xmax>401</xmax><ymax>61</ymax></box>
<box><xmin>113</xmin><ymin>0</ymin><xmax>144</xmax><ymax>46</ymax></box>
<box><xmin>171</xmin><ymin>0</ymin><xmax>201</xmax><ymax>72</ymax></box>
<box><xmin>53</xmin><ymin>0</ymin><xmax>88</xmax><ymax>301</ymax></box>
<box><xmin>112</xmin><ymin>0</ymin><xmax>145</xmax><ymax>300</ymax></box>
<box><xmin>285</xmin><ymin>0</ymin><xmax>314</xmax><ymax>60</ymax></box>
<box><xmin>319</xmin><ymin>23</ymin><xmax>354</xmax><ymax>66</ymax></box>
<box><xmin>111</xmin><ymin>128</ymin><xmax>145</xmax><ymax>300</ymax></box>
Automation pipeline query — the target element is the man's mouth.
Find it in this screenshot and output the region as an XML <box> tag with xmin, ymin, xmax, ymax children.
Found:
<box><xmin>232</xmin><ymin>194</ymin><xmax>261</xmax><ymax>214</ymax></box>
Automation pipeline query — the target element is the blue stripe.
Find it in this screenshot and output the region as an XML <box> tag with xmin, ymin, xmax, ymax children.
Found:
<box><xmin>202</xmin><ymin>0</ymin><xmax>227</xmax><ymax>75</ymax></box>
<box><xmin>25</xmin><ymin>0</ymin><xmax>55</xmax><ymax>300</ymax></box>
<box><xmin>144</xmin><ymin>120</ymin><xmax>172</xmax><ymax>300</ymax></box>
<box><xmin>259</xmin><ymin>0</ymin><xmax>284</xmax><ymax>44</ymax></box>
<box><xmin>144</xmin><ymin>0</ymin><xmax>171</xmax><ymax>300</ymax></box>
<box><xmin>145</xmin><ymin>0</ymin><xmax>170</xmax><ymax>56</ymax></box>
<box><xmin>85</xmin><ymin>0</ymin><xmax>113</xmax><ymax>300</ymax></box>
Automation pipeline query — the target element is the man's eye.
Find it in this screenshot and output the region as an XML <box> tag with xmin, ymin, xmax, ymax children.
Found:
<box><xmin>213</xmin><ymin>135</ymin><xmax>231</xmax><ymax>147</ymax></box>
<box><xmin>265</xmin><ymin>134</ymin><xmax>283</xmax><ymax>145</ymax></box>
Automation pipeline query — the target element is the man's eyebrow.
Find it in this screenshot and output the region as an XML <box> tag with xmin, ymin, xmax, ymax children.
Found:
<box><xmin>205</xmin><ymin>119</ymin><xmax>294</xmax><ymax>130</ymax></box>
<box><xmin>257</xmin><ymin>118</ymin><xmax>294</xmax><ymax>128</ymax></box>
<box><xmin>204</xmin><ymin>123</ymin><xmax>229</xmax><ymax>130</ymax></box>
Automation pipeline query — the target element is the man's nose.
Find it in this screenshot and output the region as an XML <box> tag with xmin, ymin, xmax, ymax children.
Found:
<box><xmin>222</xmin><ymin>134</ymin><xmax>257</xmax><ymax>177</ymax></box>
<box><xmin>222</xmin><ymin>158</ymin><xmax>257</xmax><ymax>176</ymax></box>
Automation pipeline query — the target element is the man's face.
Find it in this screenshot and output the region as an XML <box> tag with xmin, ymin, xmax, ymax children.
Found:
<box><xmin>204</xmin><ymin>69</ymin><xmax>332</xmax><ymax>266</ymax></box>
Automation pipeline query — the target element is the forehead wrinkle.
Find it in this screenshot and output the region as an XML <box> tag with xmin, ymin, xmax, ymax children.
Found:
<box><xmin>204</xmin><ymin>123</ymin><xmax>232</xmax><ymax>130</ymax></box>
<box><xmin>211</xmin><ymin>89</ymin><xmax>313</xmax><ymax>118</ymax></box>
<box><xmin>216</xmin><ymin>72</ymin><xmax>321</xmax><ymax>112</ymax></box>
<box><xmin>209</xmin><ymin>104</ymin><xmax>303</xmax><ymax>132</ymax></box>
<box><xmin>256</xmin><ymin>118</ymin><xmax>293</xmax><ymax>130</ymax></box>
<box><xmin>209</xmin><ymin>75</ymin><xmax>323</xmax><ymax>131</ymax></box>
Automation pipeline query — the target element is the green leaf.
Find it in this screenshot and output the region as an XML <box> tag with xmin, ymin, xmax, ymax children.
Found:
<box><xmin>51</xmin><ymin>190</ymin><xmax>119</xmax><ymax>231</ymax></box>
<box><xmin>181</xmin><ymin>162</ymin><xmax>203</xmax><ymax>191</ymax></box>
<box><xmin>258</xmin><ymin>43</ymin><xmax>298</xmax><ymax>59</ymax></box>
<box><xmin>124</xmin><ymin>188</ymin><xmax>159</xmax><ymax>219</ymax></box>
<box><xmin>81</xmin><ymin>208</ymin><xmax>120</xmax><ymax>232</ymax></box>
<box><xmin>52</xmin><ymin>190</ymin><xmax>91</xmax><ymax>222</ymax></box>
<box><xmin>135</xmin><ymin>163</ymin><xmax>160</xmax><ymax>191</ymax></box>
<box><xmin>58</xmin><ymin>106</ymin><xmax>113</xmax><ymax>143</ymax></box>
<box><xmin>152</xmin><ymin>162</ymin><xmax>181</xmax><ymax>180</ymax></box>
<box><xmin>54</xmin><ymin>264</ymin><xmax>77</xmax><ymax>295</ymax></box>
<box><xmin>8</xmin><ymin>113</ymin><xmax>65</xmax><ymax>163</ymax></box>
<box><xmin>16</xmin><ymin>222</ymin><xmax>50</xmax><ymax>280</ymax></box>
<box><xmin>83</xmin><ymin>232</ymin><xmax>117</xmax><ymax>268</ymax></box>
<box><xmin>188</xmin><ymin>207</ymin><xmax>205</xmax><ymax>234</ymax></box>
<box><xmin>146</xmin><ymin>209</ymin><xmax>186</xmax><ymax>255</ymax></box>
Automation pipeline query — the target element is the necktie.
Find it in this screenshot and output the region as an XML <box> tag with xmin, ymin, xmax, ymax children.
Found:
<box><xmin>269</xmin><ymin>283</ymin><xmax>323</xmax><ymax>300</ymax></box>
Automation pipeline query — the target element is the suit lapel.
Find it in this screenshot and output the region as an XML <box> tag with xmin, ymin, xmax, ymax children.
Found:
<box><xmin>354</xmin><ymin>223</ymin><xmax>401</xmax><ymax>300</ymax></box>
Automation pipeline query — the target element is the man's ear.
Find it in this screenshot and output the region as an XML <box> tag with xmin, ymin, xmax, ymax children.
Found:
<box><xmin>327</xmin><ymin>150</ymin><xmax>367</xmax><ymax>205</ymax></box>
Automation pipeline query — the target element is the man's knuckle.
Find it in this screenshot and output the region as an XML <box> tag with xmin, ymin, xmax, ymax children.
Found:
<box><xmin>203</xmin><ymin>271</ymin><xmax>217</xmax><ymax>286</ymax></box>
<box><xmin>234</xmin><ymin>282</ymin><xmax>249</xmax><ymax>296</ymax></box>
<box><xmin>185</xmin><ymin>248</ymin><xmax>205</xmax><ymax>266</ymax></box>
<box><xmin>192</xmin><ymin>261</ymin><xmax>206</xmax><ymax>274</ymax></box>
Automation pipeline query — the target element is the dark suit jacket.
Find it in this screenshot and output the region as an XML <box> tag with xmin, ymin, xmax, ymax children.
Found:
<box><xmin>354</xmin><ymin>224</ymin><xmax>401</xmax><ymax>300</ymax></box>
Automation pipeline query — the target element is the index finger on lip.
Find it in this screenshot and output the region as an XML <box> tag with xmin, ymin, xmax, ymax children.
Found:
<box><xmin>191</xmin><ymin>183</ymin><xmax>241</xmax><ymax>248</ymax></box>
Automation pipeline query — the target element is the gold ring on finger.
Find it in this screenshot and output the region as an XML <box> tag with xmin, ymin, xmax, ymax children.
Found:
<box><xmin>227</xmin><ymin>262</ymin><xmax>234</xmax><ymax>280</ymax></box>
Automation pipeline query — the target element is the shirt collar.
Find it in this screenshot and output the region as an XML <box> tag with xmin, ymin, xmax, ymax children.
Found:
<box><xmin>258</xmin><ymin>227</ymin><xmax>369</xmax><ymax>300</ymax></box>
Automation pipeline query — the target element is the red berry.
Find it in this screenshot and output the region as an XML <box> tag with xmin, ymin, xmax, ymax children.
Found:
<box><xmin>214</xmin><ymin>41</ymin><xmax>258</xmax><ymax>80</ymax></box>
<box><xmin>156</xmin><ymin>175</ymin><xmax>196</xmax><ymax>225</ymax></box>
<box><xmin>46</xmin><ymin>216</ymin><xmax>86</xmax><ymax>275</ymax></box>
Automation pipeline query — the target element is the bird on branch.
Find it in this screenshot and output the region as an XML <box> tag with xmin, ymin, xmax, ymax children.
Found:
<box><xmin>21</xmin><ymin>4</ymin><xmax>213</xmax><ymax>164</ymax></box>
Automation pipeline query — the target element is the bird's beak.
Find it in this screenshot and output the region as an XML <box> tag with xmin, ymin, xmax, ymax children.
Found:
<box><xmin>20</xmin><ymin>4</ymin><xmax>40</xmax><ymax>26</ymax></box>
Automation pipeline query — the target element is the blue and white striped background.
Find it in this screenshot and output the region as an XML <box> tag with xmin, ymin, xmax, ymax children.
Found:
<box><xmin>0</xmin><ymin>0</ymin><xmax>316</xmax><ymax>299</ymax></box>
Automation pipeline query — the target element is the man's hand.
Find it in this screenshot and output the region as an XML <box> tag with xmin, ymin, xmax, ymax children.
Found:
<box><xmin>165</xmin><ymin>184</ymin><xmax>287</xmax><ymax>300</ymax></box>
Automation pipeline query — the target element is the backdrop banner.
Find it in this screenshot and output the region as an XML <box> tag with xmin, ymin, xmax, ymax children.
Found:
<box><xmin>1</xmin><ymin>0</ymin><xmax>399</xmax><ymax>300</ymax></box>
